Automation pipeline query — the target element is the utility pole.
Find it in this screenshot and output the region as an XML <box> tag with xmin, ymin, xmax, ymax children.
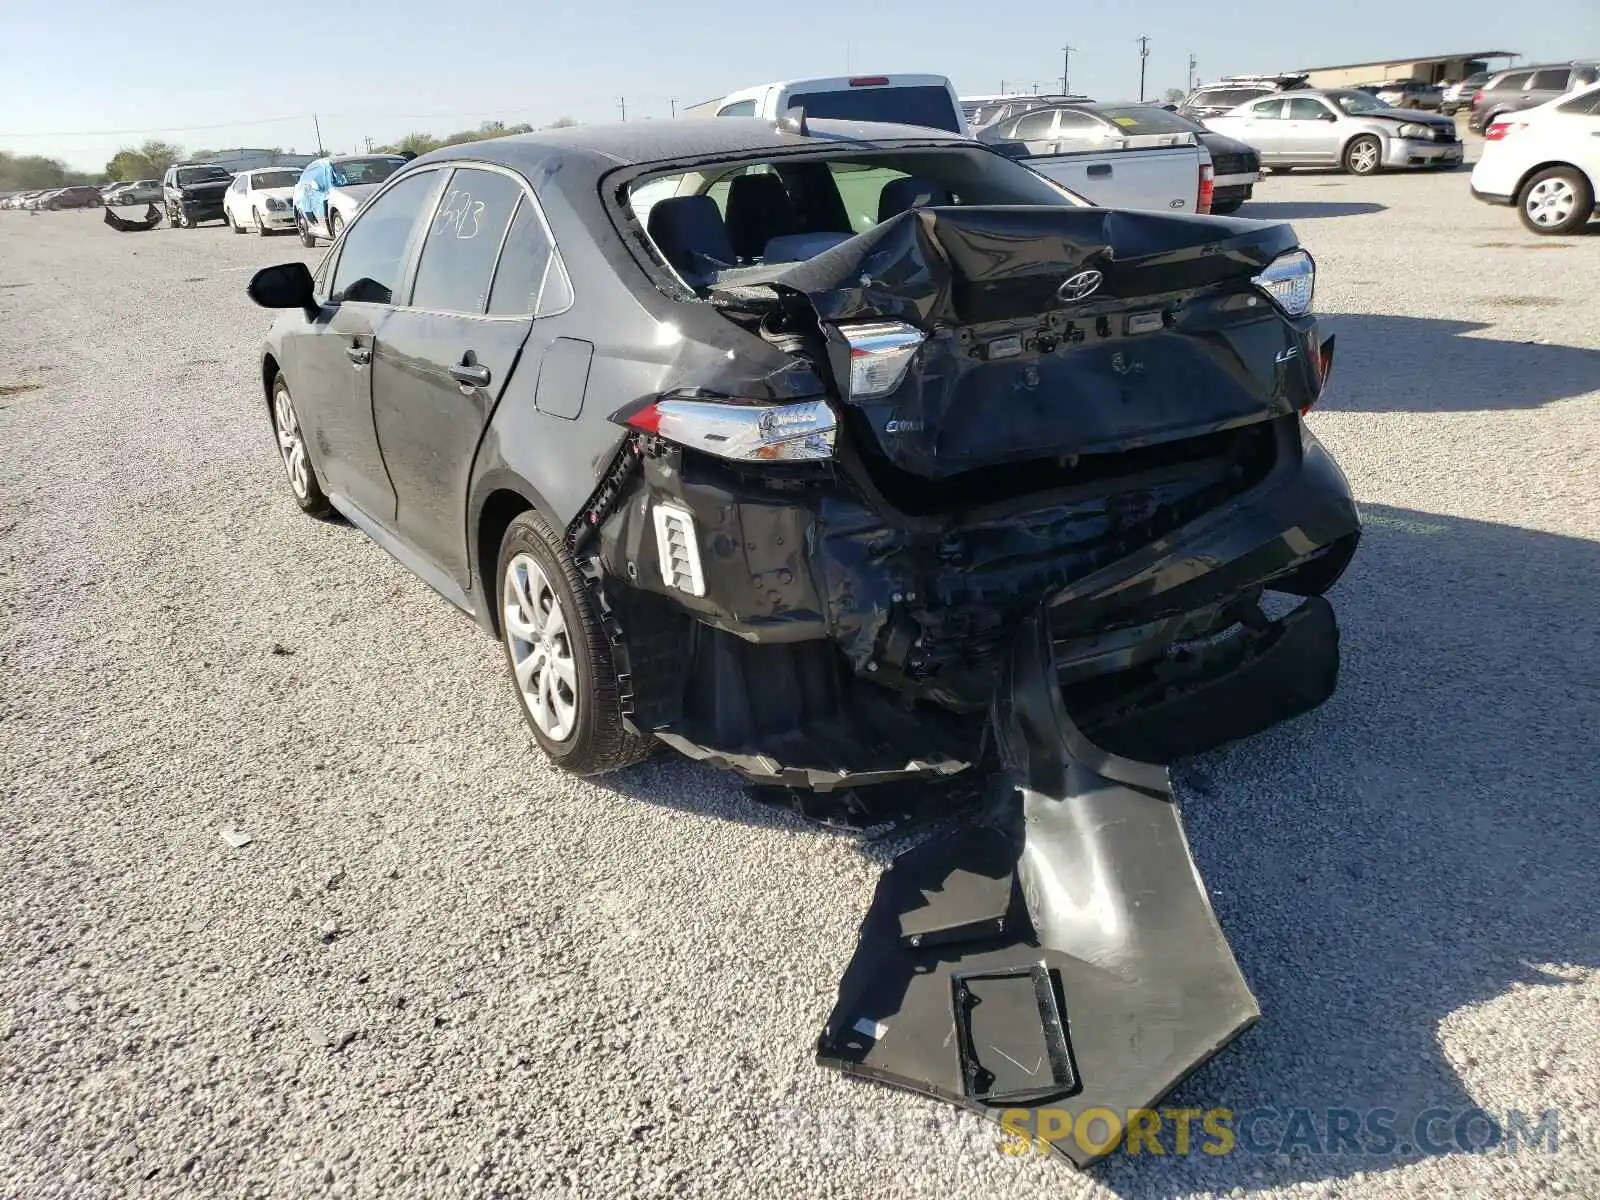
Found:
<box><xmin>1062</xmin><ymin>45</ymin><xmax>1077</xmax><ymax>95</ymax></box>
<box><xmin>618</xmin><ymin>97</ymin><xmax>627</xmax><ymax>122</ymax></box>
<box><xmin>1188</xmin><ymin>53</ymin><xmax>1198</xmax><ymax>91</ymax></box>
<box><xmin>1000</xmin><ymin>79</ymin><xmax>1008</xmax><ymax>95</ymax></box>
<box><xmin>1136</xmin><ymin>35</ymin><xmax>1151</xmax><ymax>102</ymax></box>
<box><xmin>312</xmin><ymin>113</ymin><xmax>325</xmax><ymax>156</ymax></box>
<box><xmin>670</xmin><ymin>98</ymin><xmax>677</xmax><ymax>119</ymax></box>
<box><xmin>363</xmin><ymin>136</ymin><xmax>373</xmax><ymax>152</ymax></box>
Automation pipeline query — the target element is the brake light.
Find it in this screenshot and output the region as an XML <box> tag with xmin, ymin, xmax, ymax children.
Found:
<box><xmin>621</xmin><ymin>395</ymin><xmax>837</xmax><ymax>461</ymax></box>
<box><xmin>1197</xmin><ymin>162</ymin><xmax>1214</xmax><ymax>215</ymax></box>
<box><xmin>1471</xmin><ymin>90</ymin><xmax>1484</xmax><ymax>104</ymax></box>
<box><xmin>1484</xmin><ymin>120</ymin><xmax>1521</xmax><ymax>140</ymax></box>
<box><xmin>848</xmin><ymin>76</ymin><xmax>890</xmax><ymax>87</ymax></box>
<box><xmin>842</xmin><ymin>321</ymin><xmax>924</xmax><ymax>398</ymax></box>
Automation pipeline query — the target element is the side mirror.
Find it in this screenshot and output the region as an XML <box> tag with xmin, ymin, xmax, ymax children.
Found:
<box><xmin>1320</xmin><ymin>112</ymin><xmax>1338</xmax><ymax>121</ymax></box>
<box><xmin>248</xmin><ymin>262</ymin><xmax>317</xmax><ymax>316</ymax></box>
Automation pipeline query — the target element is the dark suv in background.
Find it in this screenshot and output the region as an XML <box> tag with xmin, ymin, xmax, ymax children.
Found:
<box><xmin>162</xmin><ymin>163</ymin><xmax>234</xmax><ymax>228</ymax></box>
<box><xmin>1469</xmin><ymin>62</ymin><xmax>1600</xmax><ymax>131</ymax></box>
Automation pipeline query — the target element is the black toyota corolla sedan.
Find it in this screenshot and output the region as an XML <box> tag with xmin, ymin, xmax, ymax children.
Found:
<box><xmin>247</xmin><ymin>118</ymin><xmax>1361</xmax><ymax>786</ymax></box>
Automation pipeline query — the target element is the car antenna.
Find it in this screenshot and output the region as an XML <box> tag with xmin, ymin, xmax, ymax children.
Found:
<box><xmin>778</xmin><ymin>104</ymin><xmax>809</xmax><ymax>136</ymax></box>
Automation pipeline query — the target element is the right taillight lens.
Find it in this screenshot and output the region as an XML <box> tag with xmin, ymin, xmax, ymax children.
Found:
<box><xmin>1483</xmin><ymin>120</ymin><xmax>1521</xmax><ymax>141</ymax></box>
<box><xmin>842</xmin><ymin>321</ymin><xmax>924</xmax><ymax>399</ymax></box>
<box><xmin>621</xmin><ymin>395</ymin><xmax>837</xmax><ymax>462</ymax></box>
<box><xmin>1252</xmin><ymin>249</ymin><xmax>1316</xmax><ymax>317</ymax></box>
<box><xmin>1197</xmin><ymin>162</ymin><xmax>1215</xmax><ymax>214</ymax></box>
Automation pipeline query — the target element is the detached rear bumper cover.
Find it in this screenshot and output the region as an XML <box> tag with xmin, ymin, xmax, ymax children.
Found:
<box><xmin>817</xmin><ymin>608</ymin><xmax>1258</xmax><ymax>1167</ymax></box>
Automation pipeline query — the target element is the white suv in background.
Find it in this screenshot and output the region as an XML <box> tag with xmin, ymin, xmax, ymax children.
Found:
<box><xmin>1471</xmin><ymin>81</ymin><xmax>1600</xmax><ymax>235</ymax></box>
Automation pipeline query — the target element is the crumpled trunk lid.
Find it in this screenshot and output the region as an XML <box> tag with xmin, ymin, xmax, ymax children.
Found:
<box><xmin>715</xmin><ymin>206</ymin><xmax>1310</xmax><ymax>480</ymax></box>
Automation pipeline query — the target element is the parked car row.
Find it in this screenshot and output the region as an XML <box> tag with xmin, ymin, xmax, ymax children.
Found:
<box><xmin>1</xmin><ymin>184</ymin><xmax>106</xmax><ymax>210</ymax></box>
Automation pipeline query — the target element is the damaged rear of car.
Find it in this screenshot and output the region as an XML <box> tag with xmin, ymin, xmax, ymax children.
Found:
<box><xmin>249</xmin><ymin>120</ymin><xmax>1360</xmax><ymax>1162</ymax></box>
<box><xmin>592</xmin><ymin>132</ymin><xmax>1357</xmax><ymax>785</ymax></box>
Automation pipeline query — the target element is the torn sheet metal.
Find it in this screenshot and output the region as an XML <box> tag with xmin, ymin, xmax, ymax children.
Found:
<box><xmin>816</xmin><ymin>605</ymin><xmax>1258</xmax><ymax>1167</ymax></box>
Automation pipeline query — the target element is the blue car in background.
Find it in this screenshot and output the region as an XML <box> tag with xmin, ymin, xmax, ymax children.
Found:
<box><xmin>292</xmin><ymin>154</ymin><xmax>408</xmax><ymax>246</ymax></box>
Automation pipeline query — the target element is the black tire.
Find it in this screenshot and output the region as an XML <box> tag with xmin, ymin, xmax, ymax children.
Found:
<box><xmin>1343</xmin><ymin>134</ymin><xmax>1382</xmax><ymax>176</ymax></box>
<box><xmin>1517</xmin><ymin>166</ymin><xmax>1594</xmax><ymax>236</ymax></box>
<box><xmin>495</xmin><ymin>511</ymin><xmax>651</xmax><ymax>776</ymax></box>
<box><xmin>1209</xmin><ymin>198</ymin><xmax>1243</xmax><ymax>215</ymax></box>
<box><xmin>327</xmin><ymin>210</ymin><xmax>343</xmax><ymax>241</ymax></box>
<box><xmin>253</xmin><ymin>208</ymin><xmax>269</xmax><ymax>236</ymax></box>
<box><xmin>230</xmin><ymin>207</ymin><xmax>246</xmax><ymax>234</ymax></box>
<box><xmin>297</xmin><ymin>214</ymin><xmax>317</xmax><ymax>248</ymax></box>
<box><xmin>268</xmin><ymin>374</ymin><xmax>332</xmax><ymax>517</ymax></box>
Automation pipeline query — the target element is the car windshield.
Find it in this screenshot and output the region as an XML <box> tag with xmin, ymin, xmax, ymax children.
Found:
<box><xmin>1327</xmin><ymin>90</ymin><xmax>1391</xmax><ymax>115</ymax></box>
<box><xmin>783</xmin><ymin>86</ymin><xmax>963</xmax><ymax>133</ymax></box>
<box><xmin>176</xmin><ymin>166</ymin><xmax>230</xmax><ymax>185</ymax></box>
<box><xmin>251</xmin><ymin>170</ymin><xmax>300</xmax><ymax>189</ymax></box>
<box><xmin>330</xmin><ymin>157</ymin><xmax>405</xmax><ymax>187</ymax></box>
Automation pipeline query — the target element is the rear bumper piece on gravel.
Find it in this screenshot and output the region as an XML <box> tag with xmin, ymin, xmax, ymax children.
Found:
<box><xmin>817</xmin><ymin>607</ymin><xmax>1259</xmax><ymax>1168</ymax></box>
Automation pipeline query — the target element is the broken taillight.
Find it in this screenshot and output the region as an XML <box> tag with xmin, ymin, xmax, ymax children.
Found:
<box><xmin>842</xmin><ymin>321</ymin><xmax>924</xmax><ymax>399</ymax></box>
<box><xmin>1197</xmin><ymin>161</ymin><xmax>1215</xmax><ymax>215</ymax></box>
<box><xmin>621</xmin><ymin>395</ymin><xmax>837</xmax><ymax>461</ymax></box>
<box><xmin>1302</xmin><ymin>334</ymin><xmax>1336</xmax><ymax>415</ymax></box>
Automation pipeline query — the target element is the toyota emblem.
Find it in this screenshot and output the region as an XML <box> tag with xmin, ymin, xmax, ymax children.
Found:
<box><xmin>1057</xmin><ymin>269</ymin><xmax>1103</xmax><ymax>303</ymax></box>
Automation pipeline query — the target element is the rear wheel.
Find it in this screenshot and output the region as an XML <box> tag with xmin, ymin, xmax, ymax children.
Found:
<box><xmin>1343</xmin><ymin>135</ymin><xmax>1382</xmax><ymax>176</ymax></box>
<box><xmin>496</xmin><ymin>512</ymin><xmax>651</xmax><ymax>776</ymax></box>
<box><xmin>1517</xmin><ymin>166</ymin><xmax>1593</xmax><ymax>236</ymax></box>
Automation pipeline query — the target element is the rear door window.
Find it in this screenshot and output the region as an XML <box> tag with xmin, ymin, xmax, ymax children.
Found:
<box><xmin>784</xmin><ymin>85</ymin><xmax>962</xmax><ymax>133</ymax></box>
<box><xmin>409</xmin><ymin>167</ymin><xmax>525</xmax><ymax>314</ymax></box>
<box><xmin>329</xmin><ymin>171</ymin><xmax>440</xmax><ymax>305</ymax></box>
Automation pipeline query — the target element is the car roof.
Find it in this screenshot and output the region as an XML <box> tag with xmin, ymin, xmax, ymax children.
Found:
<box><xmin>417</xmin><ymin>117</ymin><xmax>970</xmax><ymax>172</ymax></box>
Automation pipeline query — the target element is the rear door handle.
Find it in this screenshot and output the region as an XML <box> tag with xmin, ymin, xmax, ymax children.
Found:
<box><xmin>449</xmin><ymin>360</ymin><xmax>491</xmax><ymax>390</ymax></box>
<box><xmin>1087</xmin><ymin>163</ymin><xmax>1113</xmax><ymax>178</ymax></box>
<box><xmin>346</xmin><ymin>344</ymin><xmax>371</xmax><ymax>366</ymax></box>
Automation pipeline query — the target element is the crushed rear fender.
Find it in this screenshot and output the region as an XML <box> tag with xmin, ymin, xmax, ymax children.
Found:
<box><xmin>817</xmin><ymin>605</ymin><xmax>1258</xmax><ymax>1167</ymax></box>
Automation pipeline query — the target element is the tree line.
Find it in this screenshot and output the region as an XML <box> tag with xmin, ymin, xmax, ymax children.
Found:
<box><xmin>1</xmin><ymin>119</ymin><xmax>585</xmax><ymax>192</ymax></box>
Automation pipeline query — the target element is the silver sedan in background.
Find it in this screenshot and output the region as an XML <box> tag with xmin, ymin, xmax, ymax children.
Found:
<box><xmin>1206</xmin><ymin>88</ymin><xmax>1463</xmax><ymax>175</ymax></box>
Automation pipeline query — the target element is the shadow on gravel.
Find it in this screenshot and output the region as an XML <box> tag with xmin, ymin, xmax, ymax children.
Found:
<box><xmin>601</xmin><ymin>505</ymin><xmax>1599</xmax><ymax>1197</ymax></box>
<box><xmin>1240</xmin><ymin>201</ymin><xmax>1388</xmax><ymax>219</ymax></box>
<box><xmin>1315</xmin><ymin>313</ymin><xmax>1600</xmax><ymax>412</ymax></box>
<box><xmin>1095</xmin><ymin>503</ymin><xmax>1600</xmax><ymax>1198</ymax></box>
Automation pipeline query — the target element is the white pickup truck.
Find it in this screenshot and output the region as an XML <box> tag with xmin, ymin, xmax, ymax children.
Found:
<box><xmin>685</xmin><ymin>76</ymin><xmax>1213</xmax><ymax>215</ymax></box>
<box><xmin>976</xmin><ymin>101</ymin><xmax>1215</xmax><ymax>214</ymax></box>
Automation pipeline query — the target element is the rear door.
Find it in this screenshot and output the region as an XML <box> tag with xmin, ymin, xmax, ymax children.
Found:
<box><xmin>371</xmin><ymin>165</ymin><xmax>571</xmax><ymax>587</ymax></box>
<box><xmin>1234</xmin><ymin>97</ymin><xmax>1289</xmax><ymax>160</ymax></box>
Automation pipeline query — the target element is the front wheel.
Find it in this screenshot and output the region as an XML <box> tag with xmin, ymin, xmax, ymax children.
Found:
<box><xmin>297</xmin><ymin>214</ymin><xmax>317</xmax><ymax>248</ymax></box>
<box><xmin>1518</xmin><ymin>166</ymin><xmax>1594</xmax><ymax>236</ymax></box>
<box><xmin>327</xmin><ymin>211</ymin><xmax>343</xmax><ymax>241</ymax></box>
<box><xmin>496</xmin><ymin>512</ymin><xmax>652</xmax><ymax>776</ymax></box>
<box><xmin>269</xmin><ymin>375</ymin><xmax>331</xmax><ymax>516</ymax></box>
<box><xmin>253</xmin><ymin>208</ymin><xmax>268</xmax><ymax>236</ymax></box>
<box><xmin>1343</xmin><ymin>135</ymin><xmax>1382</xmax><ymax>176</ymax></box>
<box><xmin>230</xmin><ymin>207</ymin><xmax>246</xmax><ymax>234</ymax></box>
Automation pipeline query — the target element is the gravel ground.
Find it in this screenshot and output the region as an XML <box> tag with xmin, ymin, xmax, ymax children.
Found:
<box><xmin>2</xmin><ymin>158</ymin><xmax>1598</xmax><ymax>1200</ymax></box>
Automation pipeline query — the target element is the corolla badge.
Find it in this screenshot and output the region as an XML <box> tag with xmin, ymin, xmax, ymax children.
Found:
<box><xmin>1057</xmin><ymin>269</ymin><xmax>1103</xmax><ymax>303</ymax></box>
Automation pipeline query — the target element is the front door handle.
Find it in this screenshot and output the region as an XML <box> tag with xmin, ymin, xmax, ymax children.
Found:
<box><xmin>346</xmin><ymin>344</ymin><xmax>372</xmax><ymax>366</ymax></box>
<box><xmin>449</xmin><ymin>360</ymin><xmax>491</xmax><ymax>390</ymax></box>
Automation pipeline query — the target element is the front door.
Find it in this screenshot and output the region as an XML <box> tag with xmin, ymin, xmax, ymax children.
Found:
<box><xmin>1279</xmin><ymin>96</ymin><xmax>1341</xmax><ymax>162</ymax></box>
<box><xmin>371</xmin><ymin>166</ymin><xmax>557</xmax><ymax>587</ymax></box>
<box><xmin>295</xmin><ymin>168</ymin><xmax>446</xmax><ymax>521</ymax></box>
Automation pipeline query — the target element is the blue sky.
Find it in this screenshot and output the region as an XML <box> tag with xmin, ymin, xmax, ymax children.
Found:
<box><xmin>3</xmin><ymin>0</ymin><xmax>1597</xmax><ymax>170</ymax></box>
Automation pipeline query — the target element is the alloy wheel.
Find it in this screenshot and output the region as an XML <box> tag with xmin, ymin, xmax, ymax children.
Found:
<box><xmin>1524</xmin><ymin>178</ymin><xmax>1576</xmax><ymax>228</ymax></box>
<box><xmin>503</xmin><ymin>554</ymin><xmax>579</xmax><ymax>741</ymax></box>
<box><xmin>1348</xmin><ymin>140</ymin><xmax>1379</xmax><ymax>174</ymax></box>
<box><xmin>272</xmin><ymin>385</ymin><xmax>310</xmax><ymax>501</ymax></box>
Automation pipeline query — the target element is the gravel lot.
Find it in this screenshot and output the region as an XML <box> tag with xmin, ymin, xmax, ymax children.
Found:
<box><xmin>3</xmin><ymin>157</ymin><xmax>1598</xmax><ymax>1200</ymax></box>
